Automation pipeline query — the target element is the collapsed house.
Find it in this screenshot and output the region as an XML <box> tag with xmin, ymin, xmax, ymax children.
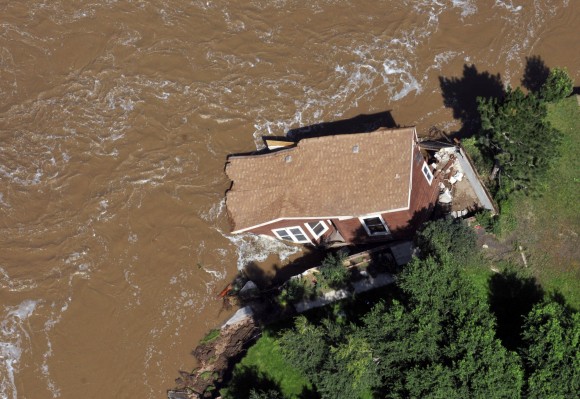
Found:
<box><xmin>419</xmin><ymin>141</ymin><xmax>498</xmax><ymax>218</ymax></box>
<box><xmin>224</xmin><ymin>127</ymin><xmax>441</xmax><ymax>246</ymax></box>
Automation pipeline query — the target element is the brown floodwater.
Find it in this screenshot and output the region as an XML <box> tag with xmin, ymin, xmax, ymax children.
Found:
<box><xmin>0</xmin><ymin>0</ymin><xmax>578</xmax><ymax>397</ymax></box>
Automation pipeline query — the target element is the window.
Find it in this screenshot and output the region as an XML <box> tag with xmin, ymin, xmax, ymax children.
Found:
<box><xmin>422</xmin><ymin>162</ymin><xmax>433</xmax><ymax>185</ymax></box>
<box><xmin>272</xmin><ymin>226</ymin><xmax>310</xmax><ymax>243</ymax></box>
<box><xmin>360</xmin><ymin>216</ymin><xmax>390</xmax><ymax>236</ymax></box>
<box><xmin>305</xmin><ymin>221</ymin><xmax>329</xmax><ymax>239</ymax></box>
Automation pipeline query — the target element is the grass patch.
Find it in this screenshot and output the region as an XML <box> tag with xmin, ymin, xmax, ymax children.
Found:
<box><xmin>500</xmin><ymin>95</ymin><xmax>580</xmax><ymax>308</ymax></box>
<box><xmin>221</xmin><ymin>333</ymin><xmax>312</xmax><ymax>398</ymax></box>
<box><xmin>462</xmin><ymin>258</ymin><xmax>494</xmax><ymax>299</ymax></box>
<box><xmin>199</xmin><ymin>370</ymin><xmax>217</xmax><ymax>381</ymax></box>
<box><xmin>199</xmin><ymin>329</ymin><xmax>220</xmax><ymax>345</ymax></box>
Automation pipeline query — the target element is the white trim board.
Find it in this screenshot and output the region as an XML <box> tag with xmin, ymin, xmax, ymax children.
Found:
<box><xmin>304</xmin><ymin>220</ymin><xmax>329</xmax><ymax>239</ymax></box>
<box><xmin>272</xmin><ymin>226</ymin><xmax>311</xmax><ymax>243</ymax></box>
<box><xmin>231</xmin><ymin>206</ymin><xmax>410</xmax><ymax>234</ymax></box>
<box><xmin>359</xmin><ymin>214</ymin><xmax>391</xmax><ymax>236</ymax></box>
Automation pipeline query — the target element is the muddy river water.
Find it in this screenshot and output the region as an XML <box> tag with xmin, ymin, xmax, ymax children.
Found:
<box><xmin>0</xmin><ymin>0</ymin><xmax>578</xmax><ymax>398</ymax></box>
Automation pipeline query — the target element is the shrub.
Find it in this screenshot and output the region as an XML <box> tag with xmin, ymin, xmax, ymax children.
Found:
<box><xmin>462</xmin><ymin>137</ymin><xmax>494</xmax><ymax>179</ymax></box>
<box><xmin>318</xmin><ymin>252</ymin><xmax>350</xmax><ymax>290</ymax></box>
<box><xmin>474</xmin><ymin>210</ymin><xmax>498</xmax><ymax>233</ymax></box>
<box><xmin>496</xmin><ymin>197</ymin><xmax>518</xmax><ymax>235</ymax></box>
<box><xmin>540</xmin><ymin>67</ymin><xmax>574</xmax><ymax>102</ymax></box>
<box><xmin>199</xmin><ymin>329</ymin><xmax>220</xmax><ymax>345</ymax></box>
<box><xmin>417</xmin><ymin>218</ymin><xmax>477</xmax><ymax>263</ymax></box>
<box><xmin>277</xmin><ymin>277</ymin><xmax>315</xmax><ymax>306</ymax></box>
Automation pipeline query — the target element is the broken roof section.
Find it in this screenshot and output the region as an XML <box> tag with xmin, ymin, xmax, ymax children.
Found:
<box><xmin>226</xmin><ymin>127</ymin><xmax>416</xmax><ymax>233</ymax></box>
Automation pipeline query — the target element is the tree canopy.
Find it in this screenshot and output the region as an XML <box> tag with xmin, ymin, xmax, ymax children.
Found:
<box><xmin>477</xmin><ymin>87</ymin><xmax>560</xmax><ymax>195</ymax></box>
<box><xmin>539</xmin><ymin>67</ymin><xmax>574</xmax><ymax>102</ymax></box>
<box><xmin>521</xmin><ymin>300</ymin><xmax>580</xmax><ymax>398</ymax></box>
<box><xmin>278</xmin><ymin>252</ymin><xmax>523</xmax><ymax>398</ymax></box>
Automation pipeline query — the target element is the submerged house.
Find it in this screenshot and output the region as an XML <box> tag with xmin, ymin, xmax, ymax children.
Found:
<box><xmin>225</xmin><ymin>127</ymin><xmax>440</xmax><ymax>246</ymax></box>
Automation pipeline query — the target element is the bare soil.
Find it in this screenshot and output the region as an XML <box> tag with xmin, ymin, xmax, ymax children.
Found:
<box><xmin>170</xmin><ymin>319</ymin><xmax>261</xmax><ymax>399</ymax></box>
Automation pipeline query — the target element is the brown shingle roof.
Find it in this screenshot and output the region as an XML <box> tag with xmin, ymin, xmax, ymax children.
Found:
<box><xmin>226</xmin><ymin>127</ymin><xmax>415</xmax><ymax>232</ymax></box>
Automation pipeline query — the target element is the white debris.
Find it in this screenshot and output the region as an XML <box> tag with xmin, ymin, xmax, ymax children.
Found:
<box><xmin>438</xmin><ymin>188</ymin><xmax>453</xmax><ymax>204</ymax></box>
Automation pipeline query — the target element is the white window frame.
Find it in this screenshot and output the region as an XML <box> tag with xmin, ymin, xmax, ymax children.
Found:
<box><xmin>272</xmin><ymin>226</ymin><xmax>311</xmax><ymax>243</ymax></box>
<box><xmin>359</xmin><ymin>214</ymin><xmax>391</xmax><ymax>236</ymax></box>
<box><xmin>421</xmin><ymin>162</ymin><xmax>433</xmax><ymax>185</ymax></box>
<box><xmin>304</xmin><ymin>220</ymin><xmax>329</xmax><ymax>239</ymax></box>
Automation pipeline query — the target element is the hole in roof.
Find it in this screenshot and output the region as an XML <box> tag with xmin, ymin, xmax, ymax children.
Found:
<box><xmin>284</xmin><ymin>155</ymin><xmax>292</xmax><ymax>163</ymax></box>
<box><xmin>352</xmin><ymin>144</ymin><xmax>359</xmax><ymax>153</ymax></box>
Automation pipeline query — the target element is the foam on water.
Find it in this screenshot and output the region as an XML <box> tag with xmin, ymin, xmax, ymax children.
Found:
<box><xmin>200</xmin><ymin>198</ymin><xmax>226</xmax><ymax>222</ymax></box>
<box><xmin>249</xmin><ymin>3</ymin><xmax>460</xmax><ymax>142</ymax></box>
<box><xmin>0</xmin><ymin>267</ymin><xmax>38</xmax><ymax>293</ymax></box>
<box><xmin>224</xmin><ymin>232</ymin><xmax>302</xmax><ymax>271</ymax></box>
<box><xmin>0</xmin><ymin>300</ymin><xmax>39</xmax><ymax>399</ymax></box>
<box><xmin>451</xmin><ymin>0</ymin><xmax>478</xmax><ymax>16</ymax></box>
<box><xmin>39</xmin><ymin>299</ymin><xmax>72</xmax><ymax>398</ymax></box>
<box><xmin>494</xmin><ymin>0</ymin><xmax>523</xmax><ymax>13</ymax></box>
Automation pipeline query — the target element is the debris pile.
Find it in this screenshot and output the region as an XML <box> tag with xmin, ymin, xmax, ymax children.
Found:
<box><xmin>431</xmin><ymin>147</ymin><xmax>479</xmax><ymax>217</ymax></box>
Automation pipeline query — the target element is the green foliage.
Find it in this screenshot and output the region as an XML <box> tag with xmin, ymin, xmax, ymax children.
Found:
<box><xmin>477</xmin><ymin>87</ymin><xmax>560</xmax><ymax>195</ymax></box>
<box><xmin>199</xmin><ymin>329</ymin><xmax>220</xmax><ymax>344</ymax></box>
<box><xmin>277</xmin><ymin>278</ymin><xmax>315</xmax><ymax>306</ymax></box>
<box><xmin>249</xmin><ymin>389</ymin><xmax>284</xmax><ymax>399</ymax></box>
<box><xmin>417</xmin><ymin>218</ymin><xmax>477</xmax><ymax>263</ymax></box>
<box><xmin>222</xmin><ymin>334</ymin><xmax>312</xmax><ymax>398</ymax></box>
<box><xmin>521</xmin><ymin>299</ymin><xmax>580</xmax><ymax>398</ymax></box>
<box><xmin>199</xmin><ymin>370</ymin><xmax>216</xmax><ymax>381</ymax></box>
<box><xmin>278</xmin><ymin>255</ymin><xmax>524</xmax><ymax>398</ymax></box>
<box><xmin>495</xmin><ymin>197</ymin><xmax>518</xmax><ymax>235</ymax></box>
<box><xmin>539</xmin><ymin>67</ymin><xmax>574</xmax><ymax>103</ymax></box>
<box><xmin>318</xmin><ymin>252</ymin><xmax>350</xmax><ymax>290</ymax></box>
<box><xmin>474</xmin><ymin>210</ymin><xmax>498</xmax><ymax>233</ymax></box>
<box><xmin>462</xmin><ymin>136</ymin><xmax>494</xmax><ymax>179</ymax></box>
<box><xmin>279</xmin><ymin>315</ymin><xmax>369</xmax><ymax>399</ymax></box>
<box><xmin>490</xmin><ymin>96</ymin><xmax>580</xmax><ymax>308</ymax></box>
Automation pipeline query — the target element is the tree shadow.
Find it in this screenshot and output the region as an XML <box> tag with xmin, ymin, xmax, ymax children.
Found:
<box><xmin>439</xmin><ymin>64</ymin><xmax>504</xmax><ymax>137</ymax></box>
<box><xmin>286</xmin><ymin>110</ymin><xmax>398</xmax><ymax>141</ymax></box>
<box><xmin>298</xmin><ymin>386</ymin><xmax>321</xmax><ymax>399</ymax></box>
<box><xmin>521</xmin><ymin>55</ymin><xmax>550</xmax><ymax>94</ymax></box>
<box><xmin>222</xmin><ymin>365</ymin><xmax>283</xmax><ymax>398</ymax></box>
<box><xmin>488</xmin><ymin>270</ymin><xmax>544</xmax><ymax>350</ymax></box>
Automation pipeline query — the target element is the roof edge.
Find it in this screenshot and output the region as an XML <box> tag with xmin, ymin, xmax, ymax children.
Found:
<box><xmin>231</xmin><ymin>205</ymin><xmax>410</xmax><ymax>234</ymax></box>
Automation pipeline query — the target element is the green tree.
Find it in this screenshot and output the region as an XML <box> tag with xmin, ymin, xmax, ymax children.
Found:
<box><xmin>520</xmin><ymin>300</ymin><xmax>580</xmax><ymax>398</ymax></box>
<box><xmin>249</xmin><ymin>389</ymin><xmax>284</xmax><ymax>399</ymax></box>
<box><xmin>318</xmin><ymin>252</ymin><xmax>350</xmax><ymax>290</ymax></box>
<box><xmin>416</xmin><ymin>218</ymin><xmax>477</xmax><ymax>263</ymax></box>
<box><xmin>279</xmin><ymin>255</ymin><xmax>524</xmax><ymax>398</ymax></box>
<box><xmin>539</xmin><ymin>68</ymin><xmax>574</xmax><ymax>102</ymax></box>
<box><xmin>477</xmin><ymin>87</ymin><xmax>560</xmax><ymax>195</ymax></box>
<box><xmin>279</xmin><ymin>315</ymin><xmax>364</xmax><ymax>399</ymax></box>
<box><xmin>393</xmin><ymin>256</ymin><xmax>523</xmax><ymax>398</ymax></box>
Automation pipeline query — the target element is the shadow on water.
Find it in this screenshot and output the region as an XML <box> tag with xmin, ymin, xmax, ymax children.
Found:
<box><xmin>240</xmin><ymin>249</ymin><xmax>327</xmax><ymax>290</ymax></box>
<box><xmin>488</xmin><ymin>270</ymin><xmax>544</xmax><ymax>351</ymax></box>
<box><xmin>226</xmin><ymin>110</ymin><xmax>398</xmax><ymax>158</ymax></box>
<box><xmin>439</xmin><ymin>64</ymin><xmax>504</xmax><ymax>137</ymax></box>
<box><xmin>286</xmin><ymin>110</ymin><xmax>398</xmax><ymax>141</ymax></box>
<box><xmin>521</xmin><ymin>55</ymin><xmax>551</xmax><ymax>94</ymax></box>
